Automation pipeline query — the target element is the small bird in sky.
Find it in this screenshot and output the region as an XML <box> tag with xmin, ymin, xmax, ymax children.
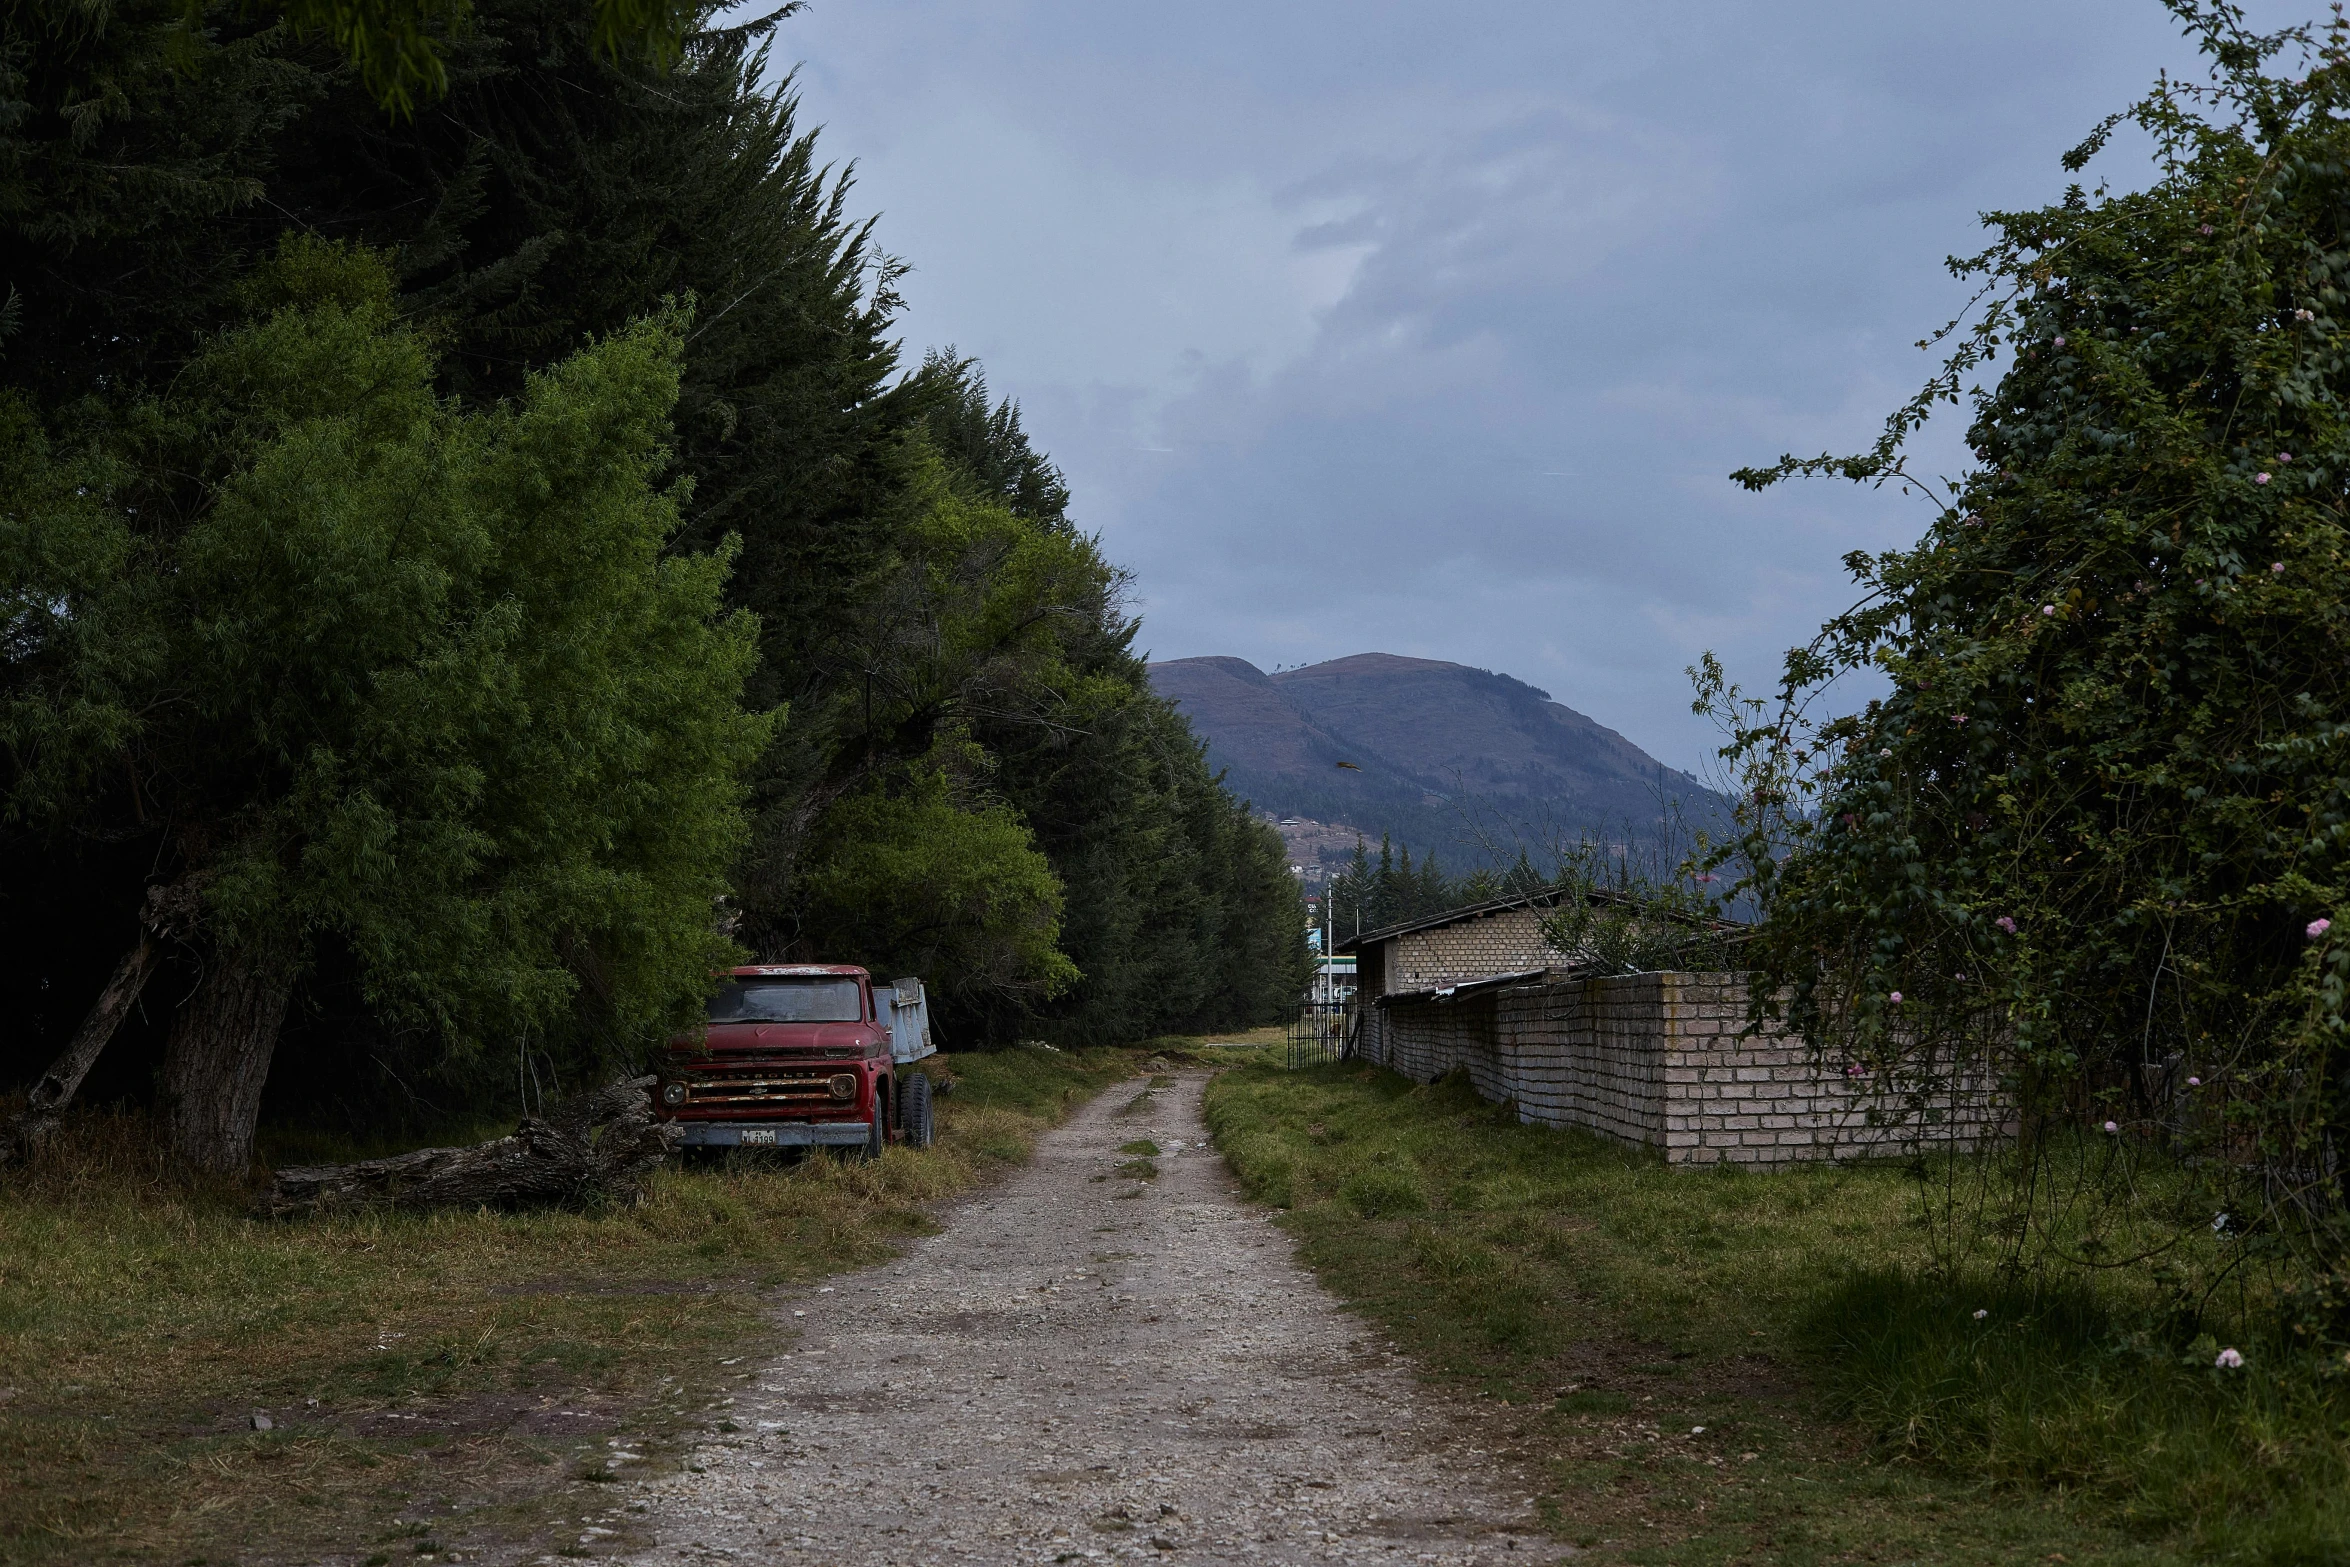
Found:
<box><xmin>1334</xmin><ymin>761</ymin><xmax>1361</xmax><ymax>771</ymax></box>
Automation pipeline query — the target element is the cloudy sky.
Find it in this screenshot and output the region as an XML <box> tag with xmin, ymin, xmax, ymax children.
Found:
<box><xmin>778</xmin><ymin>1</ymin><xmax>2306</xmax><ymax>777</ymax></box>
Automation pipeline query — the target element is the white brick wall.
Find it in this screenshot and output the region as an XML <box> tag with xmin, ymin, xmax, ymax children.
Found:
<box><xmin>1357</xmin><ymin>972</ymin><xmax>2002</xmax><ymax>1168</ymax></box>
<box><xmin>1384</xmin><ymin>907</ymin><xmax>1563</xmax><ymax>994</ymax></box>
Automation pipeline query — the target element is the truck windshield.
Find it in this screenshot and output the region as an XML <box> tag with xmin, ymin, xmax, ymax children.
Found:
<box><xmin>707</xmin><ymin>979</ymin><xmax>863</xmax><ymax>1023</ymax></box>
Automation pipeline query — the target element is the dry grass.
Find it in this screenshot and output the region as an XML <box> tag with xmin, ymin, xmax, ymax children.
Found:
<box><xmin>0</xmin><ymin>1046</ymin><xmax>1143</xmax><ymax>1565</ymax></box>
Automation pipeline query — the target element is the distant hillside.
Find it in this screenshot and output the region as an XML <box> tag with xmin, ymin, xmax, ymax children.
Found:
<box><xmin>1148</xmin><ymin>653</ymin><xmax>1723</xmax><ymax>877</ymax></box>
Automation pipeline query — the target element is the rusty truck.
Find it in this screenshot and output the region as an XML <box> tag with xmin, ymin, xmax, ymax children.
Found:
<box><xmin>654</xmin><ymin>965</ymin><xmax>936</xmax><ymax>1155</ymax></box>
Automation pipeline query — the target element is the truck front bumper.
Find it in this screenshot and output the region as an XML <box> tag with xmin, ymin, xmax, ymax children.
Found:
<box><xmin>672</xmin><ymin>1120</ymin><xmax>872</xmax><ymax>1148</ymax></box>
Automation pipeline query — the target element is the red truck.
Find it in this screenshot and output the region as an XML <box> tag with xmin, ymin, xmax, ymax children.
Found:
<box><xmin>655</xmin><ymin>965</ymin><xmax>937</xmax><ymax>1155</ymax></box>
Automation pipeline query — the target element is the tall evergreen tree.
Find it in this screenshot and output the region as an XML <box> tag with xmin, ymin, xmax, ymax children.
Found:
<box><xmin>1341</xmin><ymin>845</ymin><xmax>1368</xmax><ymax>936</ymax></box>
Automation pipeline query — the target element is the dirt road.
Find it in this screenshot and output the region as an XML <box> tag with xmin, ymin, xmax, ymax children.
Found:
<box><xmin>615</xmin><ymin>1068</ymin><xmax>1561</xmax><ymax>1565</ymax></box>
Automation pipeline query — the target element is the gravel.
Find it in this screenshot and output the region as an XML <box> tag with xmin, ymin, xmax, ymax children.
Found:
<box><xmin>614</xmin><ymin>1069</ymin><xmax>1563</xmax><ymax>1565</ymax></box>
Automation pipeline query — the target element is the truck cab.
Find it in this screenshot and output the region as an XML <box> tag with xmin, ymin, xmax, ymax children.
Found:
<box><xmin>656</xmin><ymin>965</ymin><xmax>936</xmax><ymax>1153</ymax></box>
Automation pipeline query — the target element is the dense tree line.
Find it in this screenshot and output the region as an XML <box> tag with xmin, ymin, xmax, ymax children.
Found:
<box><xmin>0</xmin><ymin>0</ymin><xmax>1307</xmax><ymax>1168</ymax></box>
<box><xmin>1321</xmin><ymin>835</ymin><xmax>1546</xmax><ymax>941</ymax></box>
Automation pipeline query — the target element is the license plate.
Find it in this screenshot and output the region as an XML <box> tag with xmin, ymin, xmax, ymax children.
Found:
<box><xmin>740</xmin><ymin>1128</ymin><xmax>777</xmax><ymax>1146</ymax></box>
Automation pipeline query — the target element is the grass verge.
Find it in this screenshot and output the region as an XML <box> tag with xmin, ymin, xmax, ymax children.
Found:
<box><xmin>1203</xmin><ymin>1057</ymin><xmax>2350</xmax><ymax>1566</ymax></box>
<box><xmin>0</xmin><ymin>1045</ymin><xmax>1142</xmax><ymax>1565</ymax></box>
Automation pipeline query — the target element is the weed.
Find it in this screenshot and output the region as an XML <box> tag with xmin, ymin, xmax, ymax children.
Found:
<box><xmin>1203</xmin><ymin>1057</ymin><xmax>2258</xmax><ymax>1563</ymax></box>
<box><xmin>1339</xmin><ymin>1165</ymin><xmax>1423</xmax><ymax>1218</ymax></box>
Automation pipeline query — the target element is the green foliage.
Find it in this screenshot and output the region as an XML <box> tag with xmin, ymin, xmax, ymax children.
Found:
<box><xmin>1712</xmin><ymin>3</ymin><xmax>2350</xmax><ymax>1279</ymax></box>
<box><xmin>1534</xmin><ymin>841</ymin><xmax>1741</xmax><ymax>977</ymax></box>
<box><xmin>1326</xmin><ymin>833</ymin><xmax>1498</xmax><ymax>935</ymax></box>
<box><xmin>0</xmin><ymin>0</ymin><xmax>324</xmax><ymax>402</ymax></box>
<box><xmin>917</xmin><ymin>349</ymin><xmax>1072</xmax><ymax>528</ymax></box>
<box><xmin>267</xmin><ymin>0</ymin><xmax>698</xmax><ymax>112</ymax></box>
<box><xmin>798</xmin><ymin>760</ymin><xmax>1079</xmax><ymax>1007</ymax></box>
<box><xmin>6</xmin><ymin>237</ymin><xmax>765</xmax><ymax>1079</ymax></box>
<box><xmin>879</xmin><ymin>358</ymin><xmax>1309</xmax><ymax>1044</ymax></box>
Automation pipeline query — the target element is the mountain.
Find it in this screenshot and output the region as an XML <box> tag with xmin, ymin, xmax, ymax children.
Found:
<box><xmin>1147</xmin><ymin>653</ymin><xmax>1723</xmax><ymax>879</ymax></box>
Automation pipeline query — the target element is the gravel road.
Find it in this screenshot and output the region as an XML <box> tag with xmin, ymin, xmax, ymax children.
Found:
<box><xmin>615</xmin><ymin>1068</ymin><xmax>1562</xmax><ymax>1566</ymax></box>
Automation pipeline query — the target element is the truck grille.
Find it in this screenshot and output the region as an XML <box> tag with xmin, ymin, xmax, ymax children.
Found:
<box><xmin>678</xmin><ymin>1064</ymin><xmax>856</xmax><ymax>1109</ymax></box>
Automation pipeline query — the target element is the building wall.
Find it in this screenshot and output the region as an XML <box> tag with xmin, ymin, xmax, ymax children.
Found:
<box><xmin>1359</xmin><ymin>972</ymin><xmax>2000</xmax><ymax>1167</ymax></box>
<box><xmin>1383</xmin><ymin>907</ymin><xmax>1563</xmax><ymax>995</ymax></box>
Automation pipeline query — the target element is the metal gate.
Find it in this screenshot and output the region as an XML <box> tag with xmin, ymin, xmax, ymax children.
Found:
<box><xmin>1285</xmin><ymin>1001</ymin><xmax>1351</xmax><ymax>1069</ymax></box>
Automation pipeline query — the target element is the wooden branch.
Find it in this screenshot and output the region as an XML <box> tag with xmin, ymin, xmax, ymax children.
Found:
<box><xmin>1</xmin><ymin>878</ymin><xmax>205</xmax><ymax>1167</ymax></box>
<box><xmin>254</xmin><ymin>1076</ymin><xmax>678</xmax><ymax>1217</ymax></box>
<box><xmin>0</xmin><ymin>935</ymin><xmax>159</xmax><ymax>1166</ymax></box>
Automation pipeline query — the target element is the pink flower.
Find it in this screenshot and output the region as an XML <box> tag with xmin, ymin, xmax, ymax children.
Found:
<box><xmin>1972</xmin><ymin>1308</ymin><xmax>1988</xmax><ymax>1320</ymax></box>
<box><xmin>1996</xmin><ymin>916</ymin><xmax>2018</xmax><ymax>934</ymax></box>
<box><xmin>2279</xmin><ymin>452</ymin><xmax>2293</xmax><ymax>462</ymax></box>
<box><xmin>2187</xmin><ymin>1076</ymin><xmax>2202</xmax><ymax>1088</ymax></box>
<box><xmin>2216</xmin><ymin>1348</ymin><xmax>2245</xmax><ymax>1369</ymax></box>
<box><xmin>2041</xmin><ymin>604</ymin><xmax>2057</xmax><ymax>616</ymax></box>
<box><xmin>1888</xmin><ymin>992</ymin><xmax>1903</xmax><ymax>1004</ymax></box>
<box><xmin>2103</xmin><ymin>1120</ymin><xmax>2119</xmax><ymax>1133</ymax></box>
<box><xmin>1952</xmin><ymin>713</ymin><xmax>1969</xmax><ymax>724</ymax></box>
<box><xmin>2201</xmin><ymin>224</ymin><xmax>2215</xmax><ymax>235</ymax></box>
<box><xmin>2310</xmin><ymin>918</ymin><xmax>2332</xmax><ymax>939</ymax></box>
<box><xmin>2054</xmin><ymin>336</ymin><xmax>2067</xmax><ymax>348</ymax></box>
<box><xmin>2273</xmin><ymin>562</ymin><xmax>2287</xmax><ymax>573</ymax></box>
<box><xmin>2256</xmin><ymin>472</ymin><xmax>2272</xmax><ymax>485</ymax></box>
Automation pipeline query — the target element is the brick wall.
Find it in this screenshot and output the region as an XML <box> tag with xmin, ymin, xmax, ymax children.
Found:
<box><xmin>1384</xmin><ymin>906</ymin><xmax>1563</xmax><ymax>994</ymax></box>
<box><xmin>1358</xmin><ymin>972</ymin><xmax>2001</xmax><ymax>1167</ymax></box>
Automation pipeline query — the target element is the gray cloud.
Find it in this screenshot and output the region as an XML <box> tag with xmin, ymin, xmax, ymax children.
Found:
<box><xmin>783</xmin><ymin>0</ymin><xmax>2311</xmax><ymax>772</ymax></box>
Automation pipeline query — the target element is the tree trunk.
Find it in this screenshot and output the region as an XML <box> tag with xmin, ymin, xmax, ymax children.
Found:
<box><xmin>255</xmin><ymin>1077</ymin><xmax>676</xmax><ymax>1217</ymax></box>
<box><xmin>0</xmin><ymin>936</ymin><xmax>158</xmax><ymax>1165</ymax></box>
<box><xmin>163</xmin><ymin>942</ymin><xmax>297</xmax><ymax>1177</ymax></box>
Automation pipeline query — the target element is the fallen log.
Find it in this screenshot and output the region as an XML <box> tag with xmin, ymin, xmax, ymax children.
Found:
<box><xmin>255</xmin><ymin>1075</ymin><xmax>678</xmax><ymax>1217</ymax></box>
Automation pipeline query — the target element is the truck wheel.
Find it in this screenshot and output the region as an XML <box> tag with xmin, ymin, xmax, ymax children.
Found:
<box><xmin>864</xmin><ymin>1090</ymin><xmax>886</xmax><ymax>1160</ymax></box>
<box><xmin>902</xmin><ymin>1071</ymin><xmax>935</xmax><ymax>1151</ymax></box>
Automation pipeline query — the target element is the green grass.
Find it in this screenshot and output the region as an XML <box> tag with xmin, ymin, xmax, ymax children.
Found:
<box><xmin>0</xmin><ymin>1045</ymin><xmax>1143</xmax><ymax>1565</ymax></box>
<box><xmin>1204</xmin><ymin>1058</ymin><xmax>2350</xmax><ymax>1565</ymax></box>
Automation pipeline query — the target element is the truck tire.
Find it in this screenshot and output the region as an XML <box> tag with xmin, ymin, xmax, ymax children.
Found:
<box><xmin>902</xmin><ymin>1071</ymin><xmax>935</xmax><ymax>1151</ymax></box>
<box><xmin>864</xmin><ymin>1087</ymin><xmax>887</xmax><ymax>1161</ymax></box>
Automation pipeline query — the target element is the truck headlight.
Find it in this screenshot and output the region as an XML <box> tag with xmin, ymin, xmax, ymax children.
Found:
<box><xmin>828</xmin><ymin>1074</ymin><xmax>857</xmax><ymax>1101</ymax></box>
<box><xmin>661</xmin><ymin>1081</ymin><xmax>687</xmax><ymax>1107</ymax></box>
